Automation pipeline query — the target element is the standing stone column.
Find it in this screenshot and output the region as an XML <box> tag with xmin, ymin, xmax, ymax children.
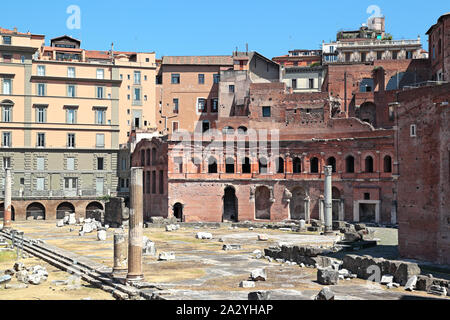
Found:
<box><xmin>113</xmin><ymin>229</ymin><xmax>128</xmax><ymax>277</ymax></box>
<box><xmin>324</xmin><ymin>166</ymin><xmax>333</xmax><ymax>235</ymax></box>
<box><xmin>127</xmin><ymin>167</ymin><xmax>144</xmax><ymax>282</ymax></box>
<box><xmin>3</xmin><ymin>169</ymin><xmax>12</xmax><ymax>230</ymax></box>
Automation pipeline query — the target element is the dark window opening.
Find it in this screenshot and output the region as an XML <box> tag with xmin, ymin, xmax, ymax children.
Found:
<box><xmin>310</xmin><ymin>157</ymin><xmax>319</xmax><ymax>173</ymax></box>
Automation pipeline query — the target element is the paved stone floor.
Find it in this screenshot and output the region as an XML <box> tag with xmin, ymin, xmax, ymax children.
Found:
<box><xmin>1</xmin><ymin>221</ymin><xmax>449</xmax><ymax>300</ymax></box>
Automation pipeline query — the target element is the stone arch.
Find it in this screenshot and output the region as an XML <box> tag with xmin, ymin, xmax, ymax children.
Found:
<box><xmin>225</xmin><ymin>157</ymin><xmax>235</xmax><ymax>174</ymax></box>
<box><xmin>384</xmin><ymin>155</ymin><xmax>392</xmax><ymax>173</ymax></box>
<box><xmin>242</xmin><ymin>157</ymin><xmax>251</xmax><ymax>174</ymax></box>
<box><xmin>208</xmin><ymin>156</ymin><xmax>218</xmax><ymax>174</ymax></box>
<box><xmin>289</xmin><ymin>187</ymin><xmax>307</xmax><ymax>220</ymax></box>
<box><xmin>26</xmin><ymin>202</ymin><xmax>46</xmax><ymax>220</ymax></box>
<box><xmin>259</xmin><ymin>157</ymin><xmax>268</xmax><ymax>174</ymax></box>
<box><xmin>86</xmin><ymin>201</ymin><xmax>104</xmax><ymax>220</ymax></box>
<box><xmin>346</xmin><ymin>155</ymin><xmax>355</xmax><ymax>173</ymax></box>
<box><xmin>192</xmin><ymin>157</ymin><xmax>202</xmax><ymax>173</ymax></box>
<box><xmin>255</xmin><ymin>186</ymin><xmax>271</xmax><ymax>220</ymax></box>
<box><xmin>365</xmin><ymin>156</ymin><xmax>374</xmax><ymax>173</ymax></box>
<box><xmin>327</xmin><ymin>157</ymin><xmax>337</xmax><ymax>173</ymax></box>
<box><xmin>173</xmin><ymin>202</ymin><xmax>184</xmax><ymax>221</ymax></box>
<box><xmin>223</xmin><ymin>126</ymin><xmax>235</xmax><ymax>135</ymax></box>
<box><xmin>332</xmin><ymin>187</ymin><xmax>341</xmax><ymax>221</ymax></box>
<box><xmin>56</xmin><ymin>202</ymin><xmax>75</xmax><ymax>220</ymax></box>
<box><xmin>359</xmin><ymin>102</ymin><xmax>377</xmax><ymax>127</ymax></box>
<box><xmin>0</xmin><ymin>203</ymin><xmax>15</xmax><ymax>221</ymax></box>
<box><xmin>237</xmin><ymin>126</ymin><xmax>248</xmax><ymax>134</ymax></box>
<box><xmin>223</xmin><ymin>186</ymin><xmax>238</xmax><ymax>222</ymax></box>
<box><xmin>276</xmin><ymin>157</ymin><xmax>285</xmax><ymax>174</ymax></box>
<box><xmin>293</xmin><ymin>157</ymin><xmax>302</xmax><ymax>174</ymax></box>
<box><xmin>310</xmin><ymin>157</ymin><xmax>319</xmax><ymax>173</ymax></box>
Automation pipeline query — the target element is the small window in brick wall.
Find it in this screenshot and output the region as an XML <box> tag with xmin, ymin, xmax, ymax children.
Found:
<box><xmin>410</xmin><ymin>124</ymin><xmax>417</xmax><ymax>137</ymax></box>
<box><xmin>364</xmin><ymin>193</ymin><xmax>371</xmax><ymax>200</ymax></box>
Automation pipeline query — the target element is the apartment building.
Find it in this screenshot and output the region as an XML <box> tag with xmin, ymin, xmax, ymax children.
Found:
<box><xmin>0</xmin><ymin>29</ymin><xmax>156</xmax><ymax>221</ymax></box>
<box><xmin>272</xmin><ymin>49</ymin><xmax>322</xmax><ymax>67</ymax></box>
<box><xmin>155</xmin><ymin>56</ymin><xmax>233</xmax><ymax>135</ymax></box>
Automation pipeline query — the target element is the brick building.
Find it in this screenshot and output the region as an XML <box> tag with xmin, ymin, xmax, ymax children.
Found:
<box><xmin>132</xmin><ymin>79</ymin><xmax>397</xmax><ymax>224</ymax></box>
<box><xmin>426</xmin><ymin>12</ymin><xmax>450</xmax><ymax>81</ymax></box>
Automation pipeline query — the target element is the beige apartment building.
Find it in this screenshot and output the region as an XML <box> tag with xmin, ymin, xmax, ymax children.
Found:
<box><xmin>0</xmin><ymin>28</ymin><xmax>156</xmax><ymax>220</ymax></box>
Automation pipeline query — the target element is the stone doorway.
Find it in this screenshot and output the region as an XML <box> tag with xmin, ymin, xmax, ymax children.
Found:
<box><xmin>289</xmin><ymin>187</ymin><xmax>307</xmax><ymax>220</ymax></box>
<box><xmin>223</xmin><ymin>187</ymin><xmax>238</xmax><ymax>222</ymax></box>
<box><xmin>173</xmin><ymin>203</ymin><xmax>184</xmax><ymax>222</ymax></box>
<box><xmin>359</xmin><ymin>204</ymin><xmax>376</xmax><ymax>222</ymax></box>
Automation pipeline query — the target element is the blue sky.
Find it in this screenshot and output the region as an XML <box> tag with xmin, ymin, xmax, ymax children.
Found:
<box><xmin>2</xmin><ymin>0</ymin><xmax>447</xmax><ymax>58</ymax></box>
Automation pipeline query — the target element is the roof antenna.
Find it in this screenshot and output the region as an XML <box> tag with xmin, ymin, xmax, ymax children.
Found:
<box><xmin>111</xmin><ymin>42</ymin><xmax>114</xmax><ymax>64</ymax></box>
<box><xmin>246</xmin><ymin>43</ymin><xmax>248</xmax><ymax>54</ymax></box>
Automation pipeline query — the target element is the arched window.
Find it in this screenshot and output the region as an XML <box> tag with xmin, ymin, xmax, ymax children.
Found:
<box><xmin>327</xmin><ymin>157</ymin><xmax>336</xmax><ymax>173</ymax></box>
<box><xmin>192</xmin><ymin>158</ymin><xmax>202</xmax><ymax>173</ymax></box>
<box><xmin>226</xmin><ymin>158</ymin><xmax>235</xmax><ymax>174</ymax></box>
<box><xmin>208</xmin><ymin>157</ymin><xmax>218</xmax><ymax>174</ymax></box>
<box><xmin>222</xmin><ymin>126</ymin><xmax>234</xmax><ymax>135</ymax></box>
<box><xmin>310</xmin><ymin>157</ymin><xmax>319</xmax><ymax>173</ymax></box>
<box><xmin>346</xmin><ymin>156</ymin><xmax>355</xmax><ymax>173</ymax></box>
<box><xmin>146</xmin><ymin>149</ymin><xmax>151</xmax><ymax>166</ymax></box>
<box><xmin>242</xmin><ymin>157</ymin><xmax>251</xmax><ymax>174</ymax></box>
<box><xmin>384</xmin><ymin>156</ymin><xmax>392</xmax><ymax>173</ymax></box>
<box><xmin>365</xmin><ymin>156</ymin><xmax>374</xmax><ymax>173</ymax></box>
<box><xmin>152</xmin><ymin>148</ymin><xmax>157</xmax><ymax>165</ymax></box>
<box><xmin>237</xmin><ymin>126</ymin><xmax>248</xmax><ymax>134</ymax></box>
<box><xmin>140</xmin><ymin>150</ymin><xmax>145</xmax><ymax>166</ymax></box>
<box><xmin>277</xmin><ymin>157</ymin><xmax>284</xmax><ymax>174</ymax></box>
<box><xmin>259</xmin><ymin>158</ymin><xmax>268</xmax><ymax>174</ymax></box>
<box><xmin>293</xmin><ymin>157</ymin><xmax>302</xmax><ymax>174</ymax></box>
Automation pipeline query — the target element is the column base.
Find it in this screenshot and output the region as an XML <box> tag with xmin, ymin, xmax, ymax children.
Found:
<box><xmin>126</xmin><ymin>274</ymin><xmax>144</xmax><ymax>283</ymax></box>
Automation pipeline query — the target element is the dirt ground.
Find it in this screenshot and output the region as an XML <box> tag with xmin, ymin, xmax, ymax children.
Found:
<box><xmin>1</xmin><ymin>221</ymin><xmax>448</xmax><ymax>300</ymax></box>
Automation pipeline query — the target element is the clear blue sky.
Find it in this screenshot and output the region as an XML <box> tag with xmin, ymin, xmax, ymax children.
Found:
<box><xmin>2</xmin><ymin>0</ymin><xmax>447</xmax><ymax>58</ymax></box>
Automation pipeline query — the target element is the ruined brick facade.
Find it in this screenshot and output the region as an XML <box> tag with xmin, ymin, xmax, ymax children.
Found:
<box><xmin>395</xmin><ymin>83</ymin><xmax>450</xmax><ymax>265</ymax></box>
<box><xmin>427</xmin><ymin>13</ymin><xmax>450</xmax><ymax>81</ymax></box>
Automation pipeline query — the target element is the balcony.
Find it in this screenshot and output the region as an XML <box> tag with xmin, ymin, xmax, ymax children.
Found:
<box><xmin>7</xmin><ymin>189</ymin><xmax>111</xmax><ymax>199</ymax></box>
<box><xmin>337</xmin><ymin>39</ymin><xmax>421</xmax><ymax>49</ymax></box>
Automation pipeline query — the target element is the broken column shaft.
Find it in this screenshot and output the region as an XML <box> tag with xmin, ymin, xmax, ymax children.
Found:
<box><xmin>324</xmin><ymin>165</ymin><xmax>333</xmax><ymax>234</ymax></box>
<box><xmin>113</xmin><ymin>230</ymin><xmax>128</xmax><ymax>277</ymax></box>
<box><xmin>127</xmin><ymin>167</ymin><xmax>144</xmax><ymax>282</ymax></box>
<box><xmin>3</xmin><ymin>169</ymin><xmax>12</xmax><ymax>230</ymax></box>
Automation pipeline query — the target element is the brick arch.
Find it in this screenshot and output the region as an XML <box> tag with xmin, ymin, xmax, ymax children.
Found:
<box><xmin>56</xmin><ymin>202</ymin><xmax>75</xmax><ymax>219</ymax></box>
<box><xmin>0</xmin><ymin>203</ymin><xmax>15</xmax><ymax>221</ymax></box>
<box><xmin>26</xmin><ymin>202</ymin><xmax>46</xmax><ymax>220</ymax></box>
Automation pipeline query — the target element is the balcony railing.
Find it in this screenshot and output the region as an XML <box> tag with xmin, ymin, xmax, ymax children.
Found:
<box><xmin>4</xmin><ymin>189</ymin><xmax>111</xmax><ymax>199</ymax></box>
<box><xmin>337</xmin><ymin>39</ymin><xmax>421</xmax><ymax>48</ymax></box>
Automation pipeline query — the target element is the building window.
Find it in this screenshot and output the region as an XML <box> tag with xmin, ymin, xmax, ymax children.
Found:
<box><xmin>1</xmin><ymin>106</ymin><xmax>12</xmax><ymax>122</ymax></box>
<box><xmin>208</xmin><ymin>157</ymin><xmax>218</xmax><ymax>174</ymax></box>
<box><xmin>67</xmin><ymin>67</ymin><xmax>76</xmax><ymax>78</ymax></box>
<box><xmin>37</xmin><ymin>65</ymin><xmax>46</xmax><ymax>76</ymax></box>
<box><xmin>229</xmin><ymin>85</ymin><xmax>235</xmax><ymax>93</ymax></box>
<box><xmin>2</xmin><ymin>36</ymin><xmax>11</xmax><ymax>45</ymax></box>
<box><xmin>67</xmin><ymin>158</ymin><xmax>75</xmax><ymax>171</ymax></box>
<box><xmin>410</xmin><ymin>124</ymin><xmax>416</xmax><ymax>137</ymax></box>
<box><xmin>171</xmin><ymin>74</ymin><xmax>180</xmax><ymax>84</ymax></box>
<box><xmin>36</xmin><ymin>178</ymin><xmax>45</xmax><ymax>191</ymax></box>
<box><xmin>97</xmin><ymin>157</ymin><xmax>104</xmax><ymax>171</ymax></box>
<box><xmin>2</xmin><ymin>132</ymin><xmax>11</xmax><ymax>147</ymax></box>
<box><xmin>67</xmin><ymin>133</ymin><xmax>75</xmax><ymax>148</ymax></box>
<box><xmin>145</xmin><ymin>172</ymin><xmax>151</xmax><ymax>194</ymax></box>
<box><xmin>242</xmin><ymin>157</ymin><xmax>251</xmax><ymax>174</ymax></box>
<box><xmin>152</xmin><ymin>171</ymin><xmax>156</xmax><ymax>194</ymax></box>
<box><xmin>36</xmin><ymin>106</ymin><xmax>46</xmax><ymax>123</ymax></box>
<box><xmin>346</xmin><ymin>156</ymin><xmax>355</xmax><ymax>173</ymax></box>
<box><xmin>96</xmin><ymin>134</ymin><xmax>105</xmax><ymax>148</ymax></box>
<box><xmin>365</xmin><ymin>156</ymin><xmax>374</xmax><ymax>173</ymax></box>
<box><xmin>259</xmin><ymin>158</ymin><xmax>268</xmax><ymax>174</ymax></box>
<box><xmin>3</xmin><ymin>54</ymin><xmax>12</xmax><ymax>63</ymax></box>
<box><xmin>202</xmin><ymin>120</ymin><xmax>210</xmax><ymax>133</ymax></box>
<box><xmin>2</xmin><ymin>79</ymin><xmax>12</xmax><ymax>95</ymax></box>
<box><xmin>67</xmin><ymin>85</ymin><xmax>76</xmax><ymax>97</ymax></box>
<box><xmin>384</xmin><ymin>156</ymin><xmax>392</xmax><ymax>173</ymax></box>
<box><xmin>406</xmin><ymin>51</ymin><xmax>413</xmax><ymax>59</ymax></box>
<box><xmin>292</xmin><ymin>79</ymin><xmax>297</xmax><ymax>89</ymax></box>
<box><xmin>97</xmin><ymin>69</ymin><xmax>104</xmax><ymax>80</ymax></box>
<box><xmin>377</xmin><ymin>51</ymin><xmax>383</xmax><ymax>60</ymax></box>
<box><xmin>197</xmin><ymin>98</ymin><xmax>207</xmax><ymax>113</ymax></box>
<box><xmin>3</xmin><ymin>157</ymin><xmax>11</xmax><ymax>169</ymax></box>
<box><xmin>95</xmin><ymin>108</ymin><xmax>106</xmax><ymax>124</ymax></box>
<box><xmin>172</xmin><ymin>121</ymin><xmax>179</xmax><ymax>132</ymax></box>
<box><xmin>198</xmin><ymin>74</ymin><xmax>205</xmax><ymax>84</ymax></box>
<box><xmin>37</xmin><ymin>83</ymin><xmax>46</xmax><ymax>96</ymax></box>
<box><xmin>392</xmin><ymin>51</ymin><xmax>399</xmax><ymax>60</ymax></box>
<box><xmin>211</xmin><ymin>98</ymin><xmax>218</xmax><ymax>113</ymax></box>
<box><xmin>310</xmin><ymin>157</ymin><xmax>319</xmax><ymax>173</ymax></box>
<box><xmin>213</xmin><ymin>74</ymin><xmax>220</xmax><ymax>84</ymax></box>
<box><xmin>293</xmin><ymin>157</ymin><xmax>302</xmax><ymax>173</ymax></box>
<box><xmin>262</xmin><ymin>106</ymin><xmax>271</xmax><ymax>118</ymax></box>
<box><xmin>309</xmin><ymin>79</ymin><xmax>315</xmax><ymax>89</ymax></box>
<box><xmin>37</xmin><ymin>133</ymin><xmax>45</xmax><ymax>147</ymax></box>
<box><xmin>36</xmin><ymin>157</ymin><xmax>45</xmax><ymax>171</ymax></box>
<box><xmin>66</xmin><ymin>108</ymin><xmax>77</xmax><ymax>124</ymax></box>
<box><xmin>134</xmin><ymin>88</ymin><xmax>141</xmax><ymax>101</ymax></box>
<box><xmin>173</xmin><ymin>98</ymin><xmax>179</xmax><ymax>114</ymax></box>
<box><xmin>96</xmin><ymin>87</ymin><xmax>104</xmax><ymax>99</ymax></box>
<box><xmin>134</xmin><ymin>71</ymin><xmax>141</xmax><ymax>85</ymax></box>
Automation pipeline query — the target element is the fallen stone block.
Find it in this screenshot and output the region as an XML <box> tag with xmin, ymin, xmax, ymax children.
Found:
<box><xmin>51</xmin><ymin>280</ymin><xmax>69</xmax><ymax>286</ymax></box>
<box><xmin>257</xmin><ymin>234</ymin><xmax>269</xmax><ymax>241</ymax></box>
<box><xmin>252</xmin><ymin>250</ymin><xmax>263</xmax><ymax>259</ymax></box>
<box><xmin>158</xmin><ymin>252</ymin><xmax>175</xmax><ymax>261</ymax></box>
<box><xmin>248</xmin><ymin>291</ymin><xmax>271</xmax><ymax>301</ymax></box>
<box><xmin>240</xmin><ymin>281</ymin><xmax>256</xmax><ymax>288</ymax></box>
<box><xmin>332</xmin><ymin>221</ymin><xmax>346</xmax><ymax>231</ymax></box>
<box><xmin>344</xmin><ymin>232</ymin><xmax>362</xmax><ymax>242</ymax></box>
<box><xmin>354</xmin><ymin>223</ymin><xmax>366</xmax><ymax>231</ymax></box>
<box><xmin>317</xmin><ymin>269</ymin><xmax>339</xmax><ymax>285</ymax></box>
<box><xmin>97</xmin><ymin>230</ymin><xmax>107</xmax><ymax>241</ymax></box>
<box><xmin>143</xmin><ymin>238</ymin><xmax>156</xmax><ymax>256</ymax></box>
<box><xmin>381</xmin><ymin>275</ymin><xmax>394</xmax><ymax>285</ymax></box>
<box><xmin>405</xmin><ymin>275</ymin><xmax>418</xmax><ymax>291</ymax></box>
<box><xmin>428</xmin><ymin>285</ymin><xmax>447</xmax><ymax>297</ymax></box>
<box><xmin>13</xmin><ymin>262</ymin><xmax>25</xmax><ymax>272</ymax></box>
<box><xmin>0</xmin><ymin>275</ymin><xmax>12</xmax><ymax>284</ymax></box>
<box><xmin>28</xmin><ymin>274</ymin><xmax>42</xmax><ymax>285</ymax></box>
<box><xmin>315</xmin><ymin>287</ymin><xmax>335</xmax><ymax>300</ymax></box>
<box><xmin>56</xmin><ymin>220</ymin><xmax>65</xmax><ymax>228</ymax></box>
<box><xmin>5</xmin><ymin>283</ymin><xmax>28</xmax><ymax>290</ymax></box>
<box><xmin>394</xmin><ymin>262</ymin><xmax>421</xmax><ymax>286</ymax></box>
<box><xmin>16</xmin><ymin>271</ymin><xmax>28</xmax><ymax>283</ymax></box>
<box><xmin>196</xmin><ymin>232</ymin><xmax>213</xmax><ymax>240</ymax></box>
<box><xmin>416</xmin><ymin>275</ymin><xmax>434</xmax><ymax>292</ymax></box>
<box><xmin>250</xmin><ymin>269</ymin><xmax>267</xmax><ymax>282</ymax></box>
<box><xmin>223</xmin><ymin>244</ymin><xmax>241</xmax><ymax>251</ymax></box>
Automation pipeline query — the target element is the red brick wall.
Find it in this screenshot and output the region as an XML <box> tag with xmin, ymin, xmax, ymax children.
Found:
<box><xmin>396</xmin><ymin>83</ymin><xmax>450</xmax><ymax>264</ymax></box>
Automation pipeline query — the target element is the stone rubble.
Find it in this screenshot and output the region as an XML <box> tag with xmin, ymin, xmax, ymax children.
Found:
<box><xmin>222</xmin><ymin>244</ymin><xmax>242</xmax><ymax>251</ymax></box>
<box><xmin>196</xmin><ymin>232</ymin><xmax>213</xmax><ymax>240</ymax></box>
<box><xmin>317</xmin><ymin>268</ymin><xmax>339</xmax><ymax>285</ymax></box>
<box><xmin>315</xmin><ymin>287</ymin><xmax>335</xmax><ymax>300</ymax></box>
<box><xmin>158</xmin><ymin>252</ymin><xmax>175</xmax><ymax>261</ymax></box>
<box><xmin>250</xmin><ymin>269</ymin><xmax>267</xmax><ymax>282</ymax></box>
<box><xmin>405</xmin><ymin>275</ymin><xmax>418</xmax><ymax>291</ymax></box>
<box><xmin>240</xmin><ymin>281</ymin><xmax>256</xmax><ymax>288</ymax></box>
<box><xmin>143</xmin><ymin>236</ymin><xmax>157</xmax><ymax>256</ymax></box>
<box><xmin>248</xmin><ymin>291</ymin><xmax>271</xmax><ymax>301</ymax></box>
